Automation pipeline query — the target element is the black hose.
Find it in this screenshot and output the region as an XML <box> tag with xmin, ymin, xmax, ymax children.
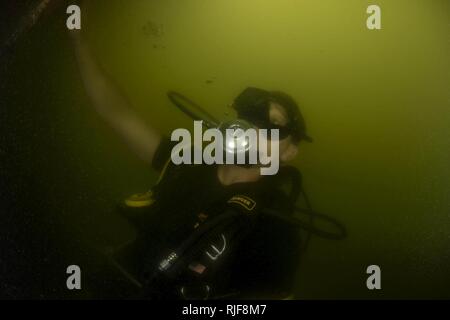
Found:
<box><xmin>299</xmin><ymin>188</ymin><xmax>314</xmax><ymax>249</ymax></box>
<box><xmin>262</xmin><ymin>205</ymin><xmax>347</xmax><ymax>241</ymax></box>
<box><xmin>167</xmin><ymin>91</ymin><xmax>219</xmax><ymax>129</ymax></box>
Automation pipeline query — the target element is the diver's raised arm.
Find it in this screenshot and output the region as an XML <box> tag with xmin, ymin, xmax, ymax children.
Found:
<box><xmin>71</xmin><ymin>31</ymin><xmax>161</xmax><ymax>165</ymax></box>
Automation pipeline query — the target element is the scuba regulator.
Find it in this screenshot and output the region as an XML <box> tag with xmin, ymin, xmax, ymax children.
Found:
<box><xmin>167</xmin><ymin>87</ymin><xmax>312</xmax><ymax>166</ymax></box>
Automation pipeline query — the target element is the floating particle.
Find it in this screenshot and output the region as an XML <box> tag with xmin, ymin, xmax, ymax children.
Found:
<box><xmin>142</xmin><ymin>20</ymin><xmax>164</xmax><ymax>38</ymax></box>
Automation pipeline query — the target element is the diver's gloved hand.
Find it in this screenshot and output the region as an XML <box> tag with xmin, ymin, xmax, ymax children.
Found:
<box><xmin>178</xmin><ymin>282</ymin><xmax>212</xmax><ymax>300</ymax></box>
<box><xmin>140</xmin><ymin>271</ymin><xmax>181</xmax><ymax>300</ymax></box>
<box><xmin>142</xmin><ymin>266</ymin><xmax>213</xmax><ymax>300</ymax></box>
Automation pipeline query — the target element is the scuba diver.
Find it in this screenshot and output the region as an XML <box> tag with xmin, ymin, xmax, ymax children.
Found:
<box><xmin>71</xmin><ymin>29</ymin><xmax>344</xmax><ymax>300</ymax></box>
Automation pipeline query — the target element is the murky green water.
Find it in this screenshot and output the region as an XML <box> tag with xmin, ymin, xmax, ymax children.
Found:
<box><xmin>2</xmin><ymin>0</ymin><xmax>449</xmax><ymax>299</ymax></box>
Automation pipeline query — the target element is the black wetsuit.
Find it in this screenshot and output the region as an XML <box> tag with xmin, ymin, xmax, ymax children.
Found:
<box><xmin>116</xmin><ymin>137</ymin><xmax>302</xmax><ymax>299</ymax></box>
